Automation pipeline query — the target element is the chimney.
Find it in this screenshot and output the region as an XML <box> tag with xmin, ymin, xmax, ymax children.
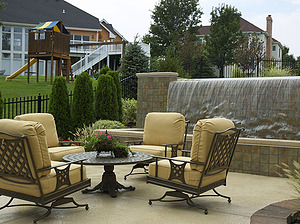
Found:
<box><xmin>266</xmin><ymin>15</ymin><xmax>273</xmax><ymax>60</ymax></box>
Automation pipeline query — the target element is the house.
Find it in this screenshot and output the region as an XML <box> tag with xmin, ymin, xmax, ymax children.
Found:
<box><xmin>0</xmin><ymin>0</ymin><xmax>146</xmax><ymax>77</ymax></box>
<box><xmin>197</xmin><ymin>15</ymin><xmax>283</xmax><ymax>60</ymax></box>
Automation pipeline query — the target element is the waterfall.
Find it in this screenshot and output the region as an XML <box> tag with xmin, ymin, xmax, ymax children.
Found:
<box><xmin>167</xmin><ymin>77</ymin><xmax>300</xmax><ymax>140</ymax></box>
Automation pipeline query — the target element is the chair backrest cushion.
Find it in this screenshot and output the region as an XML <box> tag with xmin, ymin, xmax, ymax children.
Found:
<box><xmin>15</xmin><ymin>113</ymin><xmax>59</xmax><ymax>147</ymax></box>
<box><xmin>0</xmin><ymin>119</ymin><xmax>51</xmax><ymax>177</ymax></box>
<box><xmin>190</xmin><ymin>118</ymin><xmax>234</xmax><ymax>171</ymax></box>
<box><xmin>143</xmin><ymin>112</ymin><xmax>185</xmax><ymax>146</ymax></box>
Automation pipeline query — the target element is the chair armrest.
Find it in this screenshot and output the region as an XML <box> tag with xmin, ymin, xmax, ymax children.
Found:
<box><xmin>151</xmin><ymin>156</ymin><xmax>204</xmax><ymax>180</ymax></box>
<box><xmin>181</xmin><ymin>150</ymin><xmax>191</xmax><ymax>157</ymax></box>
<box><xmin>162</xmin><ymin>142</ymin><xmax>184</xmax><ymax>157</ymax></box>
<box><xmin>37</xmin><ymin>159</ymin><xmax>86</xmax><ymax>190</ymax></box>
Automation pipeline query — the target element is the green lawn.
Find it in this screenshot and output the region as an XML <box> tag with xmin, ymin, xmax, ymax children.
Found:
<box><xmin>0</xmin><ymin>75</ymin><xmax>97</xmax><ymax>99</ymax></box>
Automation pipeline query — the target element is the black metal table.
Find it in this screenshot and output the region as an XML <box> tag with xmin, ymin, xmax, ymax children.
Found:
<box><xmin>63</xmin><ymin>151</ymin><xmax>153</xmax><ymax>198</ymax></box>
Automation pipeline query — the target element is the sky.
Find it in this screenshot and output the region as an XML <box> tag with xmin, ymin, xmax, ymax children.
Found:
<box><xmin>66</xmin><ymin>0</ymin><xmax>300</xmax><ymax>57</ymax></box>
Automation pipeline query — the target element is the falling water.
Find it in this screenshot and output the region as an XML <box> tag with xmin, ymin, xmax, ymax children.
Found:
<box><xmin>167</xmin><ymin>77</ymin><xmax>300</xmax><ymax>140</ymax></box>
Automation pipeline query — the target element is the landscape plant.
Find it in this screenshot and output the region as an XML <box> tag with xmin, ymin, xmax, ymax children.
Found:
<box><xmin>0</xmin><ymin>90</ymin><xmax>3</xmax><ymax>118</ymax></box>
<box><xmin>95</xmin><ymin>74</ymin><xmax>118</xmax><ymax>121</ymax></box>
<box><xmin>93</xmin><ymin>119</ymin><xmax>125</xmax><ymax>129</ymax></box>
<box><xmin>122</xmin><ymin>98</ymin><xmax>137</xmax><ymax>126</ymax></box>
<box><xmin>49</xmin><ymin>76</ymin><xmax>72</xmax><ymax>139</ymax></box>
<box><xmin>205</xmin><ymin>4</ymin><xmax>242</xmax><ymax>77</ymax></box>
<box><xmin>72</xmin><ymin>72</ymin><xmax>95</xmax><ymax>129</ymax></box>
<box><xmin>107</xmin><ymin>70</ymin><xmax>122</xmax><ymax>121</ymax></box>
<box><xmin>280</xmin><ymin>161</ymin><xmax>300</xmax><ymax>202</ymax></box>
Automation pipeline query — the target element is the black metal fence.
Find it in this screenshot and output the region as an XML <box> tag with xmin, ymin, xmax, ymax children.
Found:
<box><xmin>182</xmin><ymin>57</ymin><xmax>300</xmax><ymax>78</ymax></box>
<box><xmin>120</xmin><ymin>74</ymin><xmax>138</xmax><ymax>100</ymax></box>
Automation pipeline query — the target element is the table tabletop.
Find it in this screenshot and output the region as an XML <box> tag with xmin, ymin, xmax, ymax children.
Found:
<box><xmin>63</xmin><ymin>151</ymin><xmax>153</xmax><ymax>166</ymax></box>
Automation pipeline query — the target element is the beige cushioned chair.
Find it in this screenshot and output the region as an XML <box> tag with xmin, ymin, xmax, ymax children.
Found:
<box><xmin>147</xmin><ymin>118</ymin><xmax>240</xmax><ymax>214</ymax></box>
<box><xmin>124</xmin><ymin>112</ymin><xmax>187</xmax><ymax>179</ymax></box>
<box><xmin>0</xmin><ymin>119</ymin><xmax>91</xmax><ymax>223</ymax></box>
<box><xmin>14</xmin><ymin>113</ymin><xmax>84</xmax><ymax>161</ymax></box>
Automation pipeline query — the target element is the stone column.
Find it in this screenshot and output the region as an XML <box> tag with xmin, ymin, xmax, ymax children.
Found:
<box><xmin>136</xmin><ymin>72</ymin><xmax>178</xmax><ymax>128</ymax></box>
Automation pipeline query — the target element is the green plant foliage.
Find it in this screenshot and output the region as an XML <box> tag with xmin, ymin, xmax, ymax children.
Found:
<box><xmin>49</xmin><ymin>76</ymin><xmax>72</xmax><ymax>139</ymax></box>
<box><xmin>264</xmin><ymin>67</ymin><xmax>294</xmax><ymax>77</ymax></box>
<box><xmin>122</xmin><ymin>98</ymin><xmax>137</xmax><ymax>126</ymax></box>
<box><xmin>95</xmin><ymin>74</ymin><xmax>119</xmax><ymax>121</ymax></box>
<box><xmin>107</xmin><ymin>71</ymin><xmax>122</xmax><ymax>121</ymax></box>
<box><xmin>0</xmin><ymin>90</ymin><xmax>3</xmax><ymax>118</ymax></box>
<box><xmin>205</xmin><ymin>4</ymin><xmax>242</xmax><ymax>73</ymax></box>
<box><xmin>94</xmin><ymin>120</ymin><xmax>125</xmax><ymax>129</ymax></box>
<box><xmin>279</xmin><ymin>161</ymin><xmax>300</xmax><ymax>201</ymax></box>
<box><xmin>143</xmin><ymin>0</ymin><xmax>202</xmax><ymax>57</ymax></box>
<box><xmin>119</xmin><ymin>38</ymin><xmax>149</xmax><ymax>99</ymax></box>
<box><xmin>72</xmin><ymin>124</ymin><xmax>95</xmax><ymax>151</ymax></box>
<box><xmin>99</xmin><ymin>65</ymin><xmax>111</xmax><ymax>75</ymax></box>
<box><xmin>72</xmin><ymin>72</ymin><xmax>95</xmax><ymax>129</ymax></box>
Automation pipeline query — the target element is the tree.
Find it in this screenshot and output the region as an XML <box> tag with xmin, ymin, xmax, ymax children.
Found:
<box><xmin>234</xmin><ymin>33</ymin><xmax>265</xmax><ymax>77</ymax></box>
<box><xmin>119</xmin><ymin>37</ymin><xmax>149</xmax><ymax>99</ymax></box>
<box><xmin>72</xmin><ymin>72</ymin><xmax>95</xmax><ymax>129</ymax></box>
<box><xmin>49</xmin><ymin>76</ymin><xmax>72</xmax><ymax>139</ymax></box>
<box><xmin>0</xmin><ymin>90</ymin><xmax>3</xmax><ymax>118</ymax></box>
<box><xmin>205</xmin><ymin>4</ymin><xmax>242</xmax><ymax>77</ymax></box>
<box><xmin>95</xmin><ymin>74</ymin><xmax>118</xmax><ymax>121</ymax></box>
<box><xmin>143</xmin><ymin>0</ymin><xmax>202</xmax><ymax>57</ymax></box>
<box><xmin>107</xmin><ymin>70</ymin><xmax>122</xmax><ymax>122</ymax></box>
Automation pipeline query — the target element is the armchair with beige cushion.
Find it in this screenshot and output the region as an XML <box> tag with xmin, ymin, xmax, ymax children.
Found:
<box><xmin>14</xmin><ymin>113</ymin><xmax>84</xmax><ymax>161</ymax></box>
<box><xmin>0</xmin><ymin>119</ymin><xmax>91</xmax><ymax>223</ymax></box>
<box><xmin>124</xmin><ymin>112</ymin><xmax>188</xmax><ymax>179</ymax></box>
<box><xmin>147</xmin><ymin>118</ymin><xmax>240</xmax><ymax>214</ymax></box>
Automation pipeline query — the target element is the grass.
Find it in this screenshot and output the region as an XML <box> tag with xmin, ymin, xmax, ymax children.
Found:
<box><xmin>0</xmin><ymin>75</ymin><xmax>97</xmax><ymax>99</ymax></box>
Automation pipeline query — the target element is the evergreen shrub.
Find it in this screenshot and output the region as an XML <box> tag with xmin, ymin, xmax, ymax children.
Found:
<box><xmin>72</xmin><ymin>72</ymin><xmax>95</xmax><ymax>129</ymax></box>
<box><xmin>0</xmin><ymin>90</ymin><xmax>3</xmax><ymax>118</ymax></box>
<box><xmin>49</xmin><ymin>76</ymin><xmax>72</xmax><ymax>139</ymax></box>
<box><xmin>95</xmin><ymin>74</ymin><xmax>118</xmax><ymax>121</ymax></box>
<box><xmin>107</xmin><ymin>70</ymin><xmax>122</xmax><ymax>121</ymax></box>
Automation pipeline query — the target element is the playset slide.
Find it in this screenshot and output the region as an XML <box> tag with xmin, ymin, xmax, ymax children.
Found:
<box><xmin>5</xmin><ymin>58</ymin><xmax>37</xmax><ymax>81</ymax></box>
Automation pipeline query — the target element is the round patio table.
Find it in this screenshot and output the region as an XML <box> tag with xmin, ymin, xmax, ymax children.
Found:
<box><xmin>63</xmin><ymin>151</ymin><xmax>153</xmax><ymax>198</ymax></box>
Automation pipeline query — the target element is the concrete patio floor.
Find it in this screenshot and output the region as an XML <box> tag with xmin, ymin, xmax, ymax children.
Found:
<box><xmin>0</xmin><ymin>164</ymin><xmax>294</xmax><ymax>224</ymax></box>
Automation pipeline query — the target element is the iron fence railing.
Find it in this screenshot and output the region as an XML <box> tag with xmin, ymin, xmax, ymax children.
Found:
<box><xmin>182</xmin><ymin>57</ymin><xmax>300</xmax><ymax>78</ymax></box>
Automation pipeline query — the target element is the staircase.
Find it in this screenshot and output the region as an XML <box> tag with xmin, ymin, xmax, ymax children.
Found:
<box><xmin>71</xmin><ymin>45</ymin><xmax>109</xmax><ymax>76</ymax></box>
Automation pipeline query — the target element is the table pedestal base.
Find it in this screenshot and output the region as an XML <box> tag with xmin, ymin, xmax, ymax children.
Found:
<box><xmin>82</xmin><ymin>164</ymin><xmax>135</xmax><ymax>198</ymax></box>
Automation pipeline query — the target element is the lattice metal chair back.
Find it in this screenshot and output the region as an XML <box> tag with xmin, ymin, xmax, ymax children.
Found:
<box><xmin>0</xmin><ymin>119</ymin><xmax>91</xmax><ymax>223</ymax></box>
<box><xmin>147</xmin><ymin>118</ymin><xmax>241</xmax><ymax>214</ymax></box>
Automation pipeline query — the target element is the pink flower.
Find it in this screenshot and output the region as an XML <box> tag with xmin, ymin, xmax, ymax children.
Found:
<box><xmin>107</xmin><ymin>135</ymin><xmax>111</xmax><ymax>139</ymax></box>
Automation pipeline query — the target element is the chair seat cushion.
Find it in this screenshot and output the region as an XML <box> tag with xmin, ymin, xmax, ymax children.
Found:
<box><xmin>148</xmin><ymin>157</ymin><xmax>226</xmax><ymax>188</ymax></box>
<box><xmin>130</xmin><ymin>145</ymin><xmax>182</xmax><ymax>157</ymax></box>
<box><xmin>48</xmin><ymin>145</ymin><xmax>85</xmax><ymax>161</ymax></box>
<box><xmin>0</xmin><ymin>161</ymin><xmax>87</xmax><ymax>197</ymax></box>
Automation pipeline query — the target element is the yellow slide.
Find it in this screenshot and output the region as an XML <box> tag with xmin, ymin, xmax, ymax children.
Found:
<box><xmin>6</xmin><ymin>58</ymin><xmax>37</xmax><ymax>81</ymax></box>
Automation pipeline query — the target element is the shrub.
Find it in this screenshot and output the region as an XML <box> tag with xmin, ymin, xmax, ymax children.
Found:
<box><xmin>72</xmin><ymin>72</ymin><xmax>95</xmax><ymax>129</ymax></box>
<box><xmin>0</xmin><ymin>90</ymin><xmax>3</xmax><ymax>118</ymax></box>
<box><xmin>122</xmin><ymin>98</ymin><xmax>137</xmax><ymax>126</ymax></box>
<box><xmin>49</xmin><ymin>76</ymin><xmax>72</xmax><ymax>139</ymax></box>
<box><xmin>94</xmin><ymin>120</ymin><xmax>125</xmax><ymax>129</ymax></box>
<box><xmin>264</xmin><ymin>67</ymin><xmax>294</xmax><ymax>77</ymax></box>
<box><xmin>108</xmin><ymin>70</ymin><xmax>122</xmax><ymax>121</ymax></box>
<box><xmin>95</xmin><ymin>74</ymin><xmax>119</xmax><ymax>121</ymax></box>
<box><xmin>279</xmin><ymin>161</ymin><xmax>300</xmax><ymax>201</ymax></box>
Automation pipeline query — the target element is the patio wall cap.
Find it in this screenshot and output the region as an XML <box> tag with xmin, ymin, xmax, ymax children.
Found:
<box><xmin>136</xmin><ymin>72</ymin><xmax>178</xmax><ymax>78</ymax></box>
<box><xmin>99</xmin><ymin>129</ymin><xmax>300</xmax><ymax>149</ymax></box>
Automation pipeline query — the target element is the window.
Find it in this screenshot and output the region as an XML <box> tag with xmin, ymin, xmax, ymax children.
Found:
<box><xmin>13</xmin><ymin>33</ymin><xmax>22</xmax><ymax>51</ymax></box>
<box><xmin>2</xmin><ymin>26</ymin><xmax>11</xmax><ymax>50</ymax></box>
<box><xmin>272</xmin><ymin>46</ymin><xmax>276</xmax><ymax>51</ymax></box>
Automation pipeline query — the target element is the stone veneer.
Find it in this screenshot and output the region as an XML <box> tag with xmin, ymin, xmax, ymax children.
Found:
<box><xmin>136</xmin><ymin>72</ymin><xmax>178</xmax><ymax>128</ymax></box>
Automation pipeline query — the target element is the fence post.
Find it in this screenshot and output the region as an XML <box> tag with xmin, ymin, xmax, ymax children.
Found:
<box><xmin>37</xmin><ymin>92</ymin><xmax>42</xmax><ymax>113</ymax></box>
